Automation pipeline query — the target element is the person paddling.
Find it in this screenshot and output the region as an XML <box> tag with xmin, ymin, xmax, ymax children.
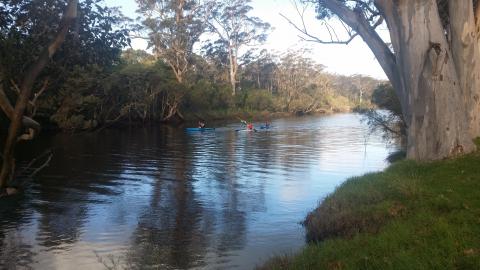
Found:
<box><xmin>263</xmin><ymin>120</ymin><xmax>270</xmax><ymax>129</ymax></box>
<box><xmin>198</xmin><ymin>120</ymin><xmax>206</xmax><ymax>129</ymax></box>
<box><xmin>238</xmin><ymin>118</ymin><xmax>254</xmax><ymax>131</ymax></box>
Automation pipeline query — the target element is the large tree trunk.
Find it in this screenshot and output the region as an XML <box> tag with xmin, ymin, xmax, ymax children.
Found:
<box><xmin>0</xmin><ymin>0</ymin><xmax>78</xmax><ymax>189</ymax></box>
<box><xmin>321</xmin><ymin>0</ymin><xmax>480</xmax><ymax>160</ymax></box>
<box><xmin>449</xmin><ymin>1</ymin><xmax>480</xmax><ymax>139</ymax></box>
<box><xmin>228</xmin><ymin>47</ymin><xmax>237</xmax><ymax>96</ymax></box>
<box><xmin>384</xmin><ymin>1</ymin><xmax>475</xmax><ymax>160</ymax></box>
<box><xmin>325</xmin><ymin>0</ymin><xmax>479</xmax><ymax>160</ymax></box>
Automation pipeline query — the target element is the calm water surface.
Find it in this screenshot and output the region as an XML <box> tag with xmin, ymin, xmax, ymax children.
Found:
<box><xmin>0</xmin><ymin>113</ymin><xmax>392</xmax><ymax>269</ymax></box>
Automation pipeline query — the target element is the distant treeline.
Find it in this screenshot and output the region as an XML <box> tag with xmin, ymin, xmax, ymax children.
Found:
<box><xmin>0</xmin><ymin>0</ymin><xmax>384</xmax><ymax>132</ymax></box>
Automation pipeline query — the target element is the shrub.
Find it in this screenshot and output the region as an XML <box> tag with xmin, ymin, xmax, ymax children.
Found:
<box><xmin>244</xmin><ymin>89</ymin><xmax>274</xmax><ymax>111</ymax></box>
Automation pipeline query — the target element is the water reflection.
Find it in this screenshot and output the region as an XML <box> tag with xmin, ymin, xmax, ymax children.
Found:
<box><xmin>0</xmin><ymin>113</ymin><xmax>392</xmax><ymax>269</ymax></box>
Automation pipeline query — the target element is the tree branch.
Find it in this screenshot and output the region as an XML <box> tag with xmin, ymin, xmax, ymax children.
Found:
<box><xmin>321</xmin><ymin>1</ymin><xmax>397</xmax><ymax>85</ymax></box>
<box><xmin>0</xmin><ymin>86</ymin><xmax>41</xmax><ymax>131</ymax></box>
<box><xmin>280</xmin><ymin>12</ymin><xmax>359</xmax><ymax>44</ymax></box>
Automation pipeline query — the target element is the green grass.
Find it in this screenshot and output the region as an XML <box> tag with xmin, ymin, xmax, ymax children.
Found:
<box><xmin>259</xmin><ymin>153</ymin><xmax>480</xmax><ymax>270</ymax></box>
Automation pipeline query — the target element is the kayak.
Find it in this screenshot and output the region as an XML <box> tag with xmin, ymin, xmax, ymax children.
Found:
<box><xmin>185</xmin><ymin>127</ymin><xmax>215</xmax><ymax>132</ymax></box>
<box><xmin>235</xmin><ymin>128</ymin><xmax>257</xmax><ymax>132</ymax></box>
<box><xmin>259</xmin><ymin>125</ymin><xmax>271</xmax><ymax>130</ymax></box>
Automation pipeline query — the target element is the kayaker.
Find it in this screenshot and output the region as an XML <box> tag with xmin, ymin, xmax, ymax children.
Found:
<box><xmin>238</xmin><ymin>117</ymin><xmax>254</xmax><ymax>131</ymax></box>
<box><xmin>198</xmin><ymin>120</ymin><xmax>206</xmax><ymax>129</ymax></box>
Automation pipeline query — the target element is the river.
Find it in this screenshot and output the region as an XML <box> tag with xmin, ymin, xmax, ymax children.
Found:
<box><xmin>0</xmin><ymin>113</ymin><xmax>393</xmax><ymax>269</ymax></box>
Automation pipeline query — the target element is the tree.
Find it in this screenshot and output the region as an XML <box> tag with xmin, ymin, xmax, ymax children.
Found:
<box><xmin>274</xmin><ymin>49</ymin><xmax>328</xmax><ymax>113</ymax></box>
<box><xmin>1</xmin><ymin>0</ymin><xmax>130</xmax><ymax>133</ymax></box>
<box><xmin>241</xmin><ymin>49</ymin><xmax>277</xmax><ymax>92</ymax></box>
<box><xmin>0</xmin><ymin>0</ymin><xmax>78</xmax><ymax>191</ymax></box>
<box><xmin>206</xmin><ymin>0</ymin><xmax>270</xmax><ymax>95</ymax></box>
<box><xmin>122</xmin><ymin>49</ymin><xmax>156</xmax><ymax>64</ymax></box>
<box><xmin>328</xmin><ymin>75</ymin><xmax>370</xmax><ymax>104</ymax></box>
<box><xmin>137</xmin><ymin>0</ymin><xmax>209</xmax><ymax>83</ymax></box>
<box><xmin>291</xmin><ymin>0</ymin><xmax>480</xmax><ymax>161</ymax></box>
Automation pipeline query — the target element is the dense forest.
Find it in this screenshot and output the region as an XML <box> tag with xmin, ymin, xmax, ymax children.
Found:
<box><xmin>0</xmin><ymin>0</ymin><xmax>383</xmax><ymax>132</ymax></box>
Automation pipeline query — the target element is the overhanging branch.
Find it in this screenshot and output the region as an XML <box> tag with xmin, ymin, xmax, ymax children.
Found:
<box><xmin>321</xmin><ymin>0</ymin><xmax>398</xmax><ymax>85</ymax></box>
<box><xmin>281</xmin><ymin>0</ymin><xmax>385</xmax><ymax>45</ymax></box>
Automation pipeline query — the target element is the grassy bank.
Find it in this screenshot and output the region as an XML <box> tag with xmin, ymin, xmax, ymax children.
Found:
<box><xmin>260</xmin><ymin>151</ymin><xmax>480</xmax><ymax>269</ymax></box>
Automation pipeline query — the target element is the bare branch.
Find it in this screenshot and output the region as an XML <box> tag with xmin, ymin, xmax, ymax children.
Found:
<box><xmin>280</xmin><ymin>1</ymin><xmax>361</xmax><ymax>45</ymax></box>
<box><xmin>0</xmin><ymin>86</ymin><xmax>40</xmax><ymax>132</ymax></box>
<box><xmin>31</xmin><ymin>78</ymin><xmax>49</xmax><ymax>116</ymax></box>
<box><xmin>17</xmin><ymin>149</ymin><xmax>53</xmax><ymax>177</ymax></box>
<box><xmin>9</xmin><ymin>79</ymin><xmax>21</xmax><ymax>95</ymax></box>
<box><xmin>32</xmin><ymin>78</ymin><xmax>49</xmax><ymax>104</ymax></box>
<box><xmin>29</xmin><ymin>153</ymin><xmax>53</xmax><ymax>177</ymax></box>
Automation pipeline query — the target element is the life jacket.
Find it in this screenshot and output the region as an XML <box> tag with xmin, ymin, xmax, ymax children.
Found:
<box><xmin>247</xmin><ymin>123</ymin><xmax>253</xmax><ymax>130</ymax></box>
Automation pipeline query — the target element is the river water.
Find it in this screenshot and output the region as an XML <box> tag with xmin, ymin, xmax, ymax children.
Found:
<box><xmin>0</xmin><ymin>113</ymin><xmax>392</xmax><ymax>270</ymax></box>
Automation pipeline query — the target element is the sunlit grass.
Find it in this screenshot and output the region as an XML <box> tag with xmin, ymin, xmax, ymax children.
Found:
<box><xmin>259</xmin><ymin>152</ymin><xmax>480</xmax><ymax>269</ymax></box>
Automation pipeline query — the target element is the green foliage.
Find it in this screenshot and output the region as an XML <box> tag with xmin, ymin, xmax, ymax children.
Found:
<box><xmin>48</xmin><ymin>65</ymin><xmax>105</xmax><ymax>130</ymax></box>
<box><xmin>240</xmin><ymin>49</ymin><xmax>277</xmax><ymax>91</ymax></box>
<box><xmin>205</xmin><ymin>0</ymin><xmax>271</xmax><ymax>94</ymax></box>
<box><xmin>136</xmin><ymin>0</ymin><xmax>209</xmax><ymax>83</ymax></box>
<box><xmin>244</xmin><ymin>90</ymin><xmax>274</xmax><ymax>111</ymax></box>
<box><xmin>0</xmin><ymin>0</ymin><xmax>384</xmax><ymax>131</ymax></box>
<box><xmin>103</xmin><ymin>61</ymin><xmax>179</xmax><ymax>122</ymax></box>
<box><xmin>260</xmin><ymin>152</ymin><xmax>480</xmax><ymax>269</ymax></box>
<box><xmin>361</xmin><ymin>83</ymin><xmax>407</xmax><ymax>145</ymax></box>
<box><xmin>208</xmin><ymin>0</ymin><xmax>271</xmax><ymax>46</ymax></box>
<box><xmin>184</xmin><ymin>80</ymin><xmax>233</xmax><ymax>111</ymax></box>
<box><xmin>372</xmin><ymin>83</ymin><xmax>402</xmax><ymax>116</ymax></box>
<box><xmin>0</xmin><ymin>0</ymin><xmax>130</xmax><ymax>80</ymax></box>
<box><xmin>121</xmin><ymin>49</ymin><xmax>156</xmax><ymax>65</ymax></box>
<box><xmin>331</xmin><ymin>74</ymin><xmax>382</xmax><ymax>106</ymax></box>
<box><xmin>272</xmin><ymin>49</ymin><xmax>340</xmax><ymax>113</ymax></box>
<box><xmin>0</xmin><ymin>0</ymin><xmax>131</xmax><ymax>130</ymax></box>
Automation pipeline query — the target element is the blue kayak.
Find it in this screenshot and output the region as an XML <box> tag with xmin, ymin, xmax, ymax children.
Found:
<box><xmin>185</xmin><ymin>127</ymin><xmax>215</xmax><ymax>132</ymax></box>
<box><xmin>260</xmin><ymin>125</ymin><xmax>271</xmax><ymax>130</ymax></box>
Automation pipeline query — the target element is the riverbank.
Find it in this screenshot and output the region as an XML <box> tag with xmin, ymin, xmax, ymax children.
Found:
<box><xmin>260</xmin><ymin>150</ymin><xmax>480</xmax><ymax>269</ymax></box>
<box><xmin>182</xmin><ymin>107</ymin><xmax>350</xmax><ymax>125</ymax></box>
<box><xmin>182</xmin><ymin>109</ymin><xmax>292</xmax><ymax>123</ymax></box>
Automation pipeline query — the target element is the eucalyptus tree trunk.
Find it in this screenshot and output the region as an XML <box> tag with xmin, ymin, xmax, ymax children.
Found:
<box><xmin>0</xmin><ymin>0</ymin><xmax>78</xmax><ymax>189</ymax></box>
<box><xmin>323</xmin><ymin>0</ymin><xmax>480</xmax><ymax>160</ymax></box>
<box><xmin>228</xmin><ymin>46</ymin><xmax>238</xmax><ymax>96</ymax></box>
<box><xmin>449</xmin><ymin>1</ymin><xmax>480</xmax><ymax>138</ymax></box>
<box><xmin>383</xmin><ymin>0</ymin><xmax>475</xmax><ymax>160</ymax></box>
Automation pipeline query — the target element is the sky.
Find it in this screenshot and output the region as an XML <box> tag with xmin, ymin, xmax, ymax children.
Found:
<box><xmin>104</xmin><ymin>0</ymin><xmax>388</xmax><ymax>80</ymax></box>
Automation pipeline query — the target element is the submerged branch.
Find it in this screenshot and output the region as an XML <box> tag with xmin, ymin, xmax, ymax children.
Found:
<box><xmin>17</xmin><ymin>149</ymin><xmax>53</xmax><ymax>177</ymax></box>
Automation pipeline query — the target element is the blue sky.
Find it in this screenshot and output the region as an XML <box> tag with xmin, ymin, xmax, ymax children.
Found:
<box><xmin>104</xmin><ymin>0</ymin><xmax>388</xmax><ymax>80</ymax></box>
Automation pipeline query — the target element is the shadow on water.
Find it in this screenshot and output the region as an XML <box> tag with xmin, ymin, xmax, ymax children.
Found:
<box><xmin>0</xmin><ymin>113</ymin><xmax>392</xmax><ymax>269</ymax></box>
